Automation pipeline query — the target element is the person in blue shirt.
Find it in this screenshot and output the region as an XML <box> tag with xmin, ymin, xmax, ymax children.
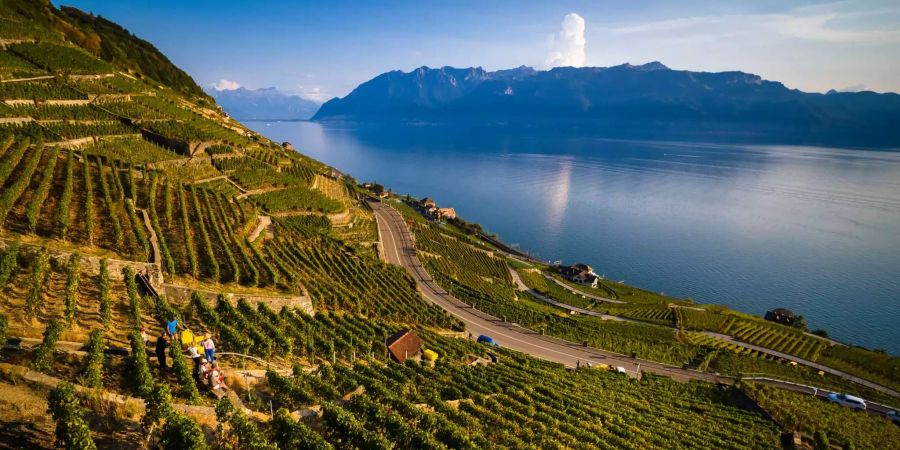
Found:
<box><xmin>166</xmin><ymin>317</ymin><xmax>178</xmax><ymax>338</ymax></box>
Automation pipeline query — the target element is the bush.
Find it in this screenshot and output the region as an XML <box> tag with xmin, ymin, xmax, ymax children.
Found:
<box><xmin>24</xmin><ymin>246</ymin><xmax>51</xmax><ymax>320</ymax></box>
<box><xmin>63</xmin><ymin>253</ymin><xmax>81</xmax><ymax>326</ymax></box>
<box><xmin>271</xmin><ymin>407</ymin><xmax>333</xmax><ymax>450</ymax></box>
<box><xmin>215</xmin><ymin>398</ymin><xmax>278</xmax><ymax>450</ymax></box>
<box><xmin>129</xmin><ymin>331</ymin><xmax>154</xmax><ymax>397</ymax></box>
<box><xmin>32</xmin><ymin>320</ymin><xmax>63</xmax><ymax>373</ymax></box>
<box><xmin>98</xmin><ymin>259</ymin><xmax>112</xmax><ymax>327</ymax></box>
<box><xmin>169</xmin><ymin>339</ymin><xmax>202</xmax><ymax>404</ymax></box>
<box><xmin>0</xmin><ymin>241</ymin><xmax>20</xmax><ymax>287</ymax></box>
<box><xmin>144</xmin><ymin>384</ymin><xmax>209</xmax><ymax>450</ymax></box>
<box><xmin>81</xmin><ymin>329</ymin><xmax>105</xmax><ymax>389</ymax></box>
<box><xmin>47</xmin><ymin>381</ymin><xmax>97</xmax><ymax>450</ymax></box>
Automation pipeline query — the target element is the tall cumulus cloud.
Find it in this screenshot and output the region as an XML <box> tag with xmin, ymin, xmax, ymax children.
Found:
<box><xmin>546</xmin><ymin>13</ymin><xmax>586</xmax><ymax>68</ymax></box>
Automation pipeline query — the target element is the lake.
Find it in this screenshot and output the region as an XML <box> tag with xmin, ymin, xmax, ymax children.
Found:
<box><xmin>248</xmin><ymin>120</ymin><xmax>900</xmax><ymax>354</ymax></box>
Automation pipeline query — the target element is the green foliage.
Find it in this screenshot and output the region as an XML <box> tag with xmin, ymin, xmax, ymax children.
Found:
<box><xmin>251</xmin><ymin>186</ymin><xmax>342</xmax><ymax>214</ymax></box>
<box><xmin>95</xmin><ymin>157</ymin><xmax>125</xmax><ymax>248</ymax></box>
<box><xmin>55</xmin><ymin>6</ymin><xmax>209</xmax><ymax>98</ymax></box>
<box><xmin>98</xmin><ymin>258</ymin><xmax>112</xmax><ymax>327</ymax></box>
<box><xmin>144</xmin><ymin>384</ymin><xmax>210</xmax><ymax>450</ymax></box>
<box><xmin>148</xmin><ymin>174</ymin><xmax>175</xmax><ymax>274</ymax></box>
<box><xmin>742</xmin><ymin>382</ymin><xmax>899</xmax><ymax>449</ymax></box>
<box><xmin>83</xmin><ymin>136</ymin><xmax>182</xmax><ymax>164</ymax></box>
<box><xmin>25</xmin><ymin>145</ymin><xmax>59</xmax><ymax>232</ymax></box>
<box><xmin>169</xmin><ymin>339</ymin><xmax>202</xmax><ymax>404</ymax></box>
<box><xmin>0</xmin><ymin>138</ymin><xmax>29</xmax><ymax>187</ymax></box>
<box><xmin>0</xmin><ymin>313</ymin><xmax>7</xmax><ymax>348</ymax></box>
<box><xmin>128</xmin><ymin>330</ymin><xmax>154</xmax><ymax>397</ymax></box>
<box><xmin>8</xmin><ymin>41</ymin><xmax>113</xmax><ymax>74</ymax></box>
<box><xmin>264</xmin><ymin>232</ymin><xmax>458</xmax><ymax>328</ymax></box>
<box><xmin>189</xmin><ymin>185</ymin><xmax>219</xmax><ymax>281</ymax></box>
<box><xmin>215</xmin><ymin>398</ymin><xmax>279</xmax><ymax>450</ymax></box>
<box><xmin>0</xmin><ymin>81</ymin><xmax>86</xmax><ymax>100</ymax></box>
<box><xmin>10</xmin><ymin>103</ymin><xmax>114</xmax><ymax>120</ymax></box>
<box><xmin>81</xmin><ymin>156</ymin><xmax>95</xmax><ymax>244</ymax></box>
<box><xmin>122</xmin><ymin>266</ymin><xmax>141</xmax><ymax>329</ymax></box>
<box><xmin>25</xmin><ymin>246</ymin><xmax>51</xmax><ymax>320</ymax></box>
<box><xmin>271</xmin><ymin>407</ymin><xmax>334</xmax><ymax>450</ymax></box>
<box><xmin>32</xmin><ymin>319</ymin><xmax>63</xmax><ymax>373</ymax></box>
<box><xmin>55</xmin><ymin>149</ymin><xmax>75</xmax><ymax>238</ymax></box>
<box><xmin>819</xmin><ymin>345</ymin><xmax>900</xmax><ymax>393</ymax></box>
<box><xmin>723</xmin><ymin>317</ymin><xmax>827</xmax><ymax>361</ymax></box>
<box><xmin>41</xmin><ymin>121</ymin><xmax>138</xmax><ymax>140</ymax></box>
<box><xmin>0</xmin><ymin>140</ymin><xmax>43</xmax><ymax>226</ymax></box>
<box><xmin>81</xmin><ymin>329</ymin><xmax>105</xmax><ymax>388</ymax></box>
<box><xmin>178</xmin><ymin>187</ymin><xmax>200</xmax><ymax>278</ymax></box>
<box><xmin>321</xmin><ymin>403</ymin><xmax>393</xmax><ymax>450</ymax></box>
<box><xmin>47</xmin><ymin>381</ymin><xmax>97</xmax><ymax>450</ymax></box>
<box><xmin>63</xmin><ymin>252</ymin><xmax>80</xmax><ymax>325</ymax></box>
<box><xmin>0</xmin><ymin>241</ymin><xmax>21</xmax><ymax>288</ymax></box>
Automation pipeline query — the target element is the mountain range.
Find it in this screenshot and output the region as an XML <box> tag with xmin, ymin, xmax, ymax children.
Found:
<box><xmin>209</xmin><ymin>87</ymin><xmax>319</xmax><ymax>120</ymax></box>
<box><xmin>313</xmin><ymin>63</ymin><xmax>900</xmax><ymax>147</ymax></box>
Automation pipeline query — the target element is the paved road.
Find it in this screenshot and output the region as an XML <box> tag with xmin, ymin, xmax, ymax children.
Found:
<box><xmin>705</xmin><ymin>332</ymin><xmax>900</xmax><ymax>399</ymax></box>
<box><xmin>542</xmin><ymin>273</ymin><xmax>625</xmax><ymax>304</ymax></box>
<box><xmin>370</xmin><ymin>200</ymin><xmax>729</xmax><ymax>382</ymax></box>
<box><xmin>508</xmin><ymin>268</ymin><xmax>629</xmax><ymax>321</ymax></box>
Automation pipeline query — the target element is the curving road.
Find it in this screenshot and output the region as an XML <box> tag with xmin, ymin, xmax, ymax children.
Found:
<box><xmin>369</xmin><ymin>200</ymin><xmax>900</xmax><ymax>414</ymax></box>
<box><xmin>370</xmin><ymin>200</ymin><xmax>727</xmax><ymax>383</ymax></box>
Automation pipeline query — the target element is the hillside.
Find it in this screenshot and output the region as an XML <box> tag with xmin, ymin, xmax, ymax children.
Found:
<box><xmin>0</xmin><ymin>0</ymin><xmax>207</xmax><ymax>99</ymax></box>
<box><xmin>314</xmin><ymin>64</ymin><xmax>900</xmax><ymax>147</ymax></box>
<box><xmin>0</xmin><ymin>2</ymin><xmax>898</xmax><ymax>449</ymax></box>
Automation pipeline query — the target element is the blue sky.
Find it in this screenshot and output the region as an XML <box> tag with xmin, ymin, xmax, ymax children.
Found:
<box><xmin>59</xmin><ymin>1</ymin><xmax>900</xmax><ymax>102</ymax></box>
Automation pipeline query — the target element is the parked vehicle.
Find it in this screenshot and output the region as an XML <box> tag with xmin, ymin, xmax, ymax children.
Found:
<box><xmin>826</xmin><ymin>393</ymin><xmax>867</xmax><ymax>410</ymax></box>
<box><xmin>887</xmin><ymin>410</ymin><xmax>899</xmax><ymax>424</ymax></box>
<box><xmin>476</xmin><ymin>335</ymin><xmax>498</xmax><ymax>346</ymax></box>
<box><xmin>615</xmin><ymin>366</ymin><xmax>628</xmax><ymax>375</ymax></box>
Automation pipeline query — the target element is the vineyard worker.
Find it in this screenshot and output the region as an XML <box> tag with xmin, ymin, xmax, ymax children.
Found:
<box><xmin>187</xmin><ymin>344</ymin><xmax>202</xmax><ymax>370</ymax></box>
<box><xmin>166</xmin><ymin>317</ymin><xmax>179</xmax><ymax>338</ymax></box>
<box><xmin>155</xmin><ymin>332</ymin><xmax>169</xmax><ymax>371</ymax></box>
<box><xmin>202</xmin><ymin>335</ymin><xmax>215</xmax><ymax>362</ymax></box>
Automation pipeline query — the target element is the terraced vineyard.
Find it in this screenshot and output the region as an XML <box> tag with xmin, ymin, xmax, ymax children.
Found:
<box><xmin>249</xmin><ymin>355</ymin><xmax>783</xmax><ymax>449</ymax></box>
<box><xmin>722</xmin><ymin>318</ymin><xmax>827</xmax><ymax>361</ymax></box>
<box><xmin>0</xmin><ymin>2</ymin><xmax>897</xmax><ymax>448</ymax></box>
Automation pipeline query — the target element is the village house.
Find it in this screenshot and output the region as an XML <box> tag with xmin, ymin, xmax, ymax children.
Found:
<box><xmin>764</xmin><ymin>308</ymin><xmax>797</xmax><ymax>326</ymax></box>
<box><xmin>437</xmin><ymin>207</ymin><xmax>457</xmax><ymax>220</ymax></box>
<box><xmin>557</xmin><ymin>263</ymin><xmax>600</xmax><ymax>288</ymax></box>
<box><xmin>385</xmin><ymin>329</ymin><xmax>424</xmax><ymax>363</ymax></box>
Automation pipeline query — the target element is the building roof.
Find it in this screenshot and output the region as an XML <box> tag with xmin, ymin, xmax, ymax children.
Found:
<box><xmin>386</xmin><ymin>329</ymin><xmax>423</xmax><ymax>363</ymax></box>
<box><xmin>768</xmin><ymin>308</ymin><xmax>795</xmax><ymax>317</ymax></box>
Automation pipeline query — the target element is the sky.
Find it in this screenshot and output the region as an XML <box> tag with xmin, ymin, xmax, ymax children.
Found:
<box><xmin>58</xmin><ymin>0</ymin><xmax>900</xmax><ymax>103</ymax></box>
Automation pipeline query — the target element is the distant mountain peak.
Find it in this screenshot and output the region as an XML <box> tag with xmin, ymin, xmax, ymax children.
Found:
<box><xmin>210</xmin><ymin>86</ymin><xmax>319</xmax><ymax>120</ymax></box>
<box><xmin>312</xmin><ymin>62</ymin><xmax>900</xmax><ymax>147</ymax></box>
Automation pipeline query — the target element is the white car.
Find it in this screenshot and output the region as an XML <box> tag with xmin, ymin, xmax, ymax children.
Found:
<box><xmin>826</xmin><ymin>393</ymin><xmax>867</xmax><ymax>410</ymax></box>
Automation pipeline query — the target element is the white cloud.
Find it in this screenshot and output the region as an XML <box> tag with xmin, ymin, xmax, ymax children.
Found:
<box><xmin>545</xmin><ymin>13</ymin><xmax>586</xmax><ymax>68</ymax></box>
<box><xmin>213</xmin><ymin>79</ymin><xmax>241</xmax><ymax>91</ymax></box>
<box><xmin>296</xmin><ymin>85</ymin><xmax>331</xmax><ymax>103</ymax></box>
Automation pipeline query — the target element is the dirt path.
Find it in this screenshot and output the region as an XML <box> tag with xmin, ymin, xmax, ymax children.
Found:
<box><xmin>247</xmin><ymin>215</ymin><xmax>271</xmax><ymax>242</ymax></box>
<box><xmin>137</xmin><ymin>207</ymin><xmax>162</xmax><ymax>270</ymax></box>
<box><xmin>236</xmin><ymin>186</ymin><xmax>287</xmax><ymax>200</ymax></box>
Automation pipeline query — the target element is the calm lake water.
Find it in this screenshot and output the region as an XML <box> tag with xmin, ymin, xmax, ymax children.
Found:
<box><xmin>249</xmin><ymin>120</ymin><xmax>900</xmax><ymax>353</ymax></box>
